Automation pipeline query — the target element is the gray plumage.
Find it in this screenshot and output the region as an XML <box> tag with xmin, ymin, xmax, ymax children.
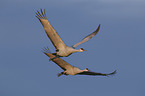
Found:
<box><xmin>43</xmin><ymin>48</ymin><xmax>116</xmax><ymax>77</ymax></box>
<box><xmin>72</xmin><ymin>24</ymin><xmax>100</xmax><ymax>48</ymax></box>
<box><xmin>36</xmin><ymin>9</ymin><xmax>100</xmax><ymax>57</ymax></box>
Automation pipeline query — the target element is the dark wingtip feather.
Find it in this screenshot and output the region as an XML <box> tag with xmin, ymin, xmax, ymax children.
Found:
<box><xmin>95</xmin><ymin>24</ymin><xmax>101</xmax><ymax>33</ymax></box>
<box><xmin>107</xmin><ymin>70</ymin><xmax>117</xmax><ymax>76</ymax></box>
<box><xmin>44</xmin><ymin>9</ymin><xmax>46</xmax><ymax>16</ymax></box>
<box><xmin>35</xmin><ymin>9</ymin><xmax>47</xmax><ymax>19</ymax></box>
<box><xmin>41</xmin><ymin>9</ymin><xmax>45</xmax><ymax>17</ymax></box>
<box><xmin>77</xmin><ymin>69</ymin><xmax>117</xmax><ymax>76</ymax></box>
<box><xmin>42</xmin><ymin>46</ymin><xmax>51</xmax><ymax>54</ymax></box>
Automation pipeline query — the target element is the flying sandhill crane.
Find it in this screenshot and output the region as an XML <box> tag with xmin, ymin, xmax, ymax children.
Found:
<box><xmin>43</xmin><ymin>47</ymin><xmax>116</xmax><ymax>77</ymax></box>
<box><xmin>36</xmin><ymin>9</ymin><xmax>100</xmax><ymax>58</ymax></box>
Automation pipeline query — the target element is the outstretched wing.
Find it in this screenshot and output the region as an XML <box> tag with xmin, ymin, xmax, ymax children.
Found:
<box><xmin>43</xmin><ymin>47</ymin><xmax>73</xmax><ymax>71</ymax></box>
<box><xmin>77</xmin><ymin>70</ymin><xmax>116</xmax><ymax>76</ymax></box>
<box><xmin>72</xmin><ymin>24</ymin><xmax>100</xmax><ymax>48</ymax></box>
<box><xmin>36</xmin><ymin>9</ymin><xmax>67</xmax><ymax>50</ymax></box>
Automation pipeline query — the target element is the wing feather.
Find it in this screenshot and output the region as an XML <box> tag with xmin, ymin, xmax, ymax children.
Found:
<box><xmin>77</xmin><ymin>70</ymin><xmax>116</xmax><ymax>76</ymax></box>
<box><xmin>36</xmin><ymin>9</ymin><xmax>67</xmax><ymax>50</ymax></box>
<box><xmin>43</xmin><ymin>48</ymin><xmax>73</xmax><ymax>70</ymax></box>
<box><xmin>73</xmin><ymin>24</ymin><xmax>100</xmax><ymax>48</ymax></box>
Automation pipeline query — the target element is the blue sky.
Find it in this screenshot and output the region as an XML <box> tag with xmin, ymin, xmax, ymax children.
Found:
<box><xmin>0</xmin><ymin>0</ymin><xmax>145</xmax><ymax>96</ymax></box>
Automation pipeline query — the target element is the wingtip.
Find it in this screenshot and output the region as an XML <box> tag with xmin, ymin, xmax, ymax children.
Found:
<box><xmin>108</xmin><ymin>70</ymin><xmax>117</xmax><ymax>76</ymax></box>
<box><xmin>93</xmin><ymin>24</ymin><xmax>101</xmax><ymax>33</ymax></box>
<box><xmin>99</xmin><ymin>24</ymin><xmax>101</xmax><ymax>27</ymax></box>
<box><xmin>42</xmin><ymin>46</ymin><xmax>51</xmax><ymax>54</ymax></box>
<box><xmin>35</xmin><ymin>9</ymin><xmax>47</xmax><ymax>19</ymax></box>
<box><xmin>97</xmin><ymin>24</ymin><xmax>101</xmax><ymax>30</ymax></box>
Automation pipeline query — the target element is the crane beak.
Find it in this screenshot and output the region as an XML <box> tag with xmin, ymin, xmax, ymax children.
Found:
<box><xmin>83</xmin><ymin>49</ymin><xmax>87</xmax><ymax>51</ymax></box>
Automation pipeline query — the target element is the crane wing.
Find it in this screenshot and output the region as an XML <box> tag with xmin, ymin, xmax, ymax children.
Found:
<box><xmin>72</xmin><ymin>24</ymin><xmax>100</xmax><ymax>48</ymax></box>
<box><xmin>43</xmin><ymin>48</ymin><xmax>73</xmax><ymax>70</ymax></box>
<box><xmin>36</xmin><ymin>9</ymin><xmax>67</xmax><ymax>50</ymax></box>
<box><xmin>77</xmin><ymin>70</ymin><xmax>116</xmax><ymax>76</ymax></box>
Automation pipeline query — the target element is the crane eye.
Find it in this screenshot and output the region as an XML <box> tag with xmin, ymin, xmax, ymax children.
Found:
<box><xmin>80</xmin><ymin>48</ymin><xmax>87</xmax><ymax>51</ymax></box>
<box><xmin>80</xmin><ymin>48</ymin><xmax>84</xmax><ymax>50</ymax></box>
<box><xmin>86</xmin><ymin>68</ymin><xmax>89</xmax><ymax>70</ymax></box>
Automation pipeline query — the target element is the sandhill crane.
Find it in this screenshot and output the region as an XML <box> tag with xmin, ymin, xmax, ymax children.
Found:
<box><xmin>43</xmin><ymin>47</ymin><xmax>116</xmax><ymax>77</ymax></box>
<box><xmin>36</xmin><ymin>9</ymin><xmax>100</xmax><ymax>58</ymax></box>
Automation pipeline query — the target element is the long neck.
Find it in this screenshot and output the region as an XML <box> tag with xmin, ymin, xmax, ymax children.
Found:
<box><xmin>74</xmin><ymin>49</ymin><xmax>81</xmax><ymax>52</ymax></box>
<box><xmin>65</xmin><ymin>66</ymin><xmax>81</xmax><ymax>75</ymax></box>
<box><xmin>69</xmin><ymin>47</ymin><xmax>81</xmax><ymax>53</ymax></box>
<box><xmin>72</xmin><ymin>67</ymin><xmax>84</xmax><ymax>75</ymax></box>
